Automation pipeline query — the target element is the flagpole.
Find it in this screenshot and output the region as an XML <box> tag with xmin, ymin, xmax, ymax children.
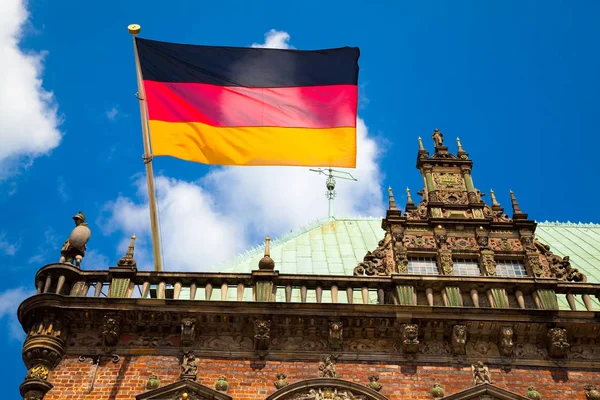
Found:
<box><xmin>128</xmin><ymin>24</ymin><xmax>163</xmax><ymax>272</ymax></box>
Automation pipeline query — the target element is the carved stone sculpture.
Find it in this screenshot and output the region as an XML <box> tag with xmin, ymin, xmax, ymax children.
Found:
<box><xmin>431</xmin><ymin>383</ymin><xmax>445</xmax><ymax>399</ymax></box>
<box><xmin>180</xmin><ymin>318</ymin><xmax>196</xmax><ymax>347</ymax></box>
<box><xmin>452</xmin><ymin>325</ymin><xmax>467</xmax><ymax>355</ymax></box>
<box><xmin>498</xmin><ymin>326</ymin><xmax>514</xmax><ymax>357</ymax></box>
<box><xmin>472</xmin><ymin>361</ymin><xmax>492</xmax><ymax>385</ymax></box>
<box><xmin>527</xmin><ymin>386</ymin><xmax>542</xmax><ymax>400</ymax></box>
<box><xmin>180</xmin><ymin>351</ymin><xmax>198</xmax><ymax>380</ymax></box>
<box><xmin>254</xmin><ymin>319</ymin><xmax>271</xmax><ymax>355</ymax></box>
<box><xmin>432</xmin><ymin>128</ymin><xmax>444</xmax><ymax>148</ymax></box>
<box><xmin>318</xmin><ymin>355</ymin><xmax>338</xmax><ymax>378</ymax></box>
<box><xmin>101</xmin><ymin>313</ymin><xmax>121</xmax><ymax>349</ymax></box>
<box><xmin>547</xmin><ymin>327</ymin><xmax>570</xmax><ymax>358</ymax></box>
<box><xmin>328</xmin><ymin>321</ymin><xmax>343</xmax><ymax>351</ymax></box>
<box><xmin>402</xmin><ymin>324</ymin><xmax>420</xmax><ymax>354</ymax></box>
<box><xmin>366</xmin><ymin>375</ymin><xmax>382</xmax><ymax>392</ymax></box>
<box><xmin>274</xmin><ymin>373</ymin><xmax>289</xmax><ymax>389</ymax></box>
<box><xmin>534</xmin><ymin>239</ymin><xmax>586</xmax><ymax>282</ymax></box>
<box><xmin>354</xmin><ymin>239</ymin><xmax>389</xmax><ymax>276</ymax></box>
<box><xmin>59</xmin><ymin>211</ymin><xmax>91</xmax><ymax>267</ymax></box>
<box><xmin>146</xmin><ymin>373</ymin><xmax>160</xmax><ymax>390</ymax></box>
<box><xmin>214</xmin><ymin>375</ymin><xmax>228</xmax><ymax>392</ymax></box>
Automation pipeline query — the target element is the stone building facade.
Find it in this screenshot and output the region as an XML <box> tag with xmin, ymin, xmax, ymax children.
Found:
<box><xmin>17</xmin><ymin>131</ymin><xmax>600</xmax><ymax>400</ymax></box>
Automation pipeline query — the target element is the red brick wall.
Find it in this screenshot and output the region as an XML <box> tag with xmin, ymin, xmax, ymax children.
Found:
<box><xmin>44</xmin><ymin>356</ymin><xmax>595</xmax><ymax>400</ymax></box>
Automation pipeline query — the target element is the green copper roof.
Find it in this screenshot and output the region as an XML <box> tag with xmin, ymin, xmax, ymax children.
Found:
<box><xmin>534</xmin><ymin>222</ymin><xmax>600</xmax><ymax>284</ymax></box>
<box><xmin>220</xmin><ymin>218</ymin><xmax>383</xmax><ymax>275</ymax></box>
<box><xmin>212</xmin><ymin>218</ymin><xmax>600</xmax><ymax>307</ymax></box>
<box><xmin>221</xmin><ymin>218</ymin><xmax>600</xmax><ymax>281</ymax></box>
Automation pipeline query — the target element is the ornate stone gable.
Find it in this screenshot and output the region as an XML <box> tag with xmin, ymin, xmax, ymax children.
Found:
<box><xmin>355</xmin><ymin>129</ymin><xmax>587</xmax><ymax>283</ymax></box>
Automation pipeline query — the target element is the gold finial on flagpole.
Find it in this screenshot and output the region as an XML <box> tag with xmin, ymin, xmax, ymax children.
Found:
<box><xmin>128</xmin><ymin>24</ymin><xmax>141</xmax><ymax>35</ymax></box>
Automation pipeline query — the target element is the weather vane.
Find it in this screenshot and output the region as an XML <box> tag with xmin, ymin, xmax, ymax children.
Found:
<box><xmin>309</xmin><ymin>168</ymin><xmax>357</xmax><ymax>220</ymax></box>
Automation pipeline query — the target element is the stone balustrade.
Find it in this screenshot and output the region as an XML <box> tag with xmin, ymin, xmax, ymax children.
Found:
<box><xmin>33</xmin><ymin>263</ymin><xmax>600</xmax><ymax>312</ymax></box>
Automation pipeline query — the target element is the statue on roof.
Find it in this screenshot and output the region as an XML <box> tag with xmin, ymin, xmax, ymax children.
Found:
<box><xmin>432</xmin><ymin>128</ymin><xmax>444</xmax><ymax>148</ymax></box>
<box><xmin>59</xmin><ymin>211</ymin><xmax>91</xmax><ymax>267</ymax></box>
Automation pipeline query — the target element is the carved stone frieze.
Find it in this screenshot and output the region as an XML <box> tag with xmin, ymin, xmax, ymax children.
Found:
<box><xmin>328</xmin><ymin>321</ymin><xmax>343</xmax><ymax>351</ymax></box>
<box><xmin>437</xmin><ymin>190</ymin><xmax>469</xmax><ymax>205</ymax></box>
<box><xmin>128</xmin><ymin>335</ymin><xmax>175</xmax><ymax>347</ymax></box>
<box><xmin>345</xmin><ymin>339</ymin><xmax>394</xmax><ymax>353</ymax></box>
<box><xmin>433</xmin><ymin>172</ymin><xmax>464</xmax><ymax>190</ymax></box>
<box><xmin>271</xmin><ymin>336</ymin><xmax>328</xmax><ymax>352</ymax></box>
<box><xmin>498</xmin><ymin>326</ymin><xmax>514</xmax><ymax>357</ymax></box>
<box><xmin>203</xmin><ymin>335</ymin><xmax>253</xmax><ymax>351</ymax></box>
<box><xmin>514</xmin><ymin>343</ymin><xmax>547</xmax><ymax>359</ymax></box>
<box><xmin>318</xmin><ymin>355</ymin><xmax>338</xmax><ymax>378</ymax></box>
<box><xmin>547</xmin><ymin>327</ymin><xmax>570</xmax><ymax>358</ymax></box>
<box><xmin>451</xmin><ymin>325</ymin><xmax>467</xmax><ymax>355</ymax></box>
<box><xmin>489</xmin><ymin>238</ymin><xmax>522</xmax><ymax>252</ymax></box>
<box><xmin>420</xmin><ymin>340</ymin><xmax>451</xmax><ymax>356</ymax></box>
<box><xmin>181</xmin><ymin>318</ymin><xmax>196</xmax><ymax>347</ymax></box>
<box><xmin>403</xmin><ymin>235</ymin><xmax>435</xmax><ymax>249</ymax></box>
<box><xmin>401</xmin><ymin>324</ymin><xmax>419</xmax><ymax>354</ymax></box>
<box><xmin>448</xmin><ymin>237</ymin><xmax>477</xmax><ymax>250</ymax></box>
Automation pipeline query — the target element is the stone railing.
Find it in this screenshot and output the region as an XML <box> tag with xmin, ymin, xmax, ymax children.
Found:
<box><xmin>34</xmin><ymin>263</ymin><xmax>600</xmax><ymax>311</ymax></box>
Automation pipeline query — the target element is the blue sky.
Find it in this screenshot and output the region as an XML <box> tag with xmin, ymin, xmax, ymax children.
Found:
<box><xmin>1</xmin><ymin>0</ymin><xmax>599</xmax><ymax>397</ymax></box>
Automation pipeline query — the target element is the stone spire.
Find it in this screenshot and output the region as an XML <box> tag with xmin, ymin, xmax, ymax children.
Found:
<box><xmin>490</xmin><ymin>189</ymin><xmax>502</xmax><ymax>211</ymax></box>
<box><xmin>258</xmin><ymin>237</ymin><xmax>275</xmax><ymax>270</ymax></box>
<box><xmin>388</xmin><ymin>187</ymin><xmax>397</xmax><ymax>210</ymax></box>
<box><xmin>117</xmin><ymin>235</ymin><xmax>137</xmax><ymax>269</ymax></box>
<box><xmin>456</xmin><ymin>137</ymin><xmax>468</xmax><ymax>159</ymax></box>
<box><xmin>406</xmin><ymin>187</ymin><xmax>415</xmax><ymax>207</ymax></box>
<box><xmin>417</xmin><ymin>137</ymin><xmax>429</xmax><ymax>158</ymax></box>
<box><xmin>509</xmin><ymin>191</ymin><xmax>528</xmax><ymax>219</ymax></box>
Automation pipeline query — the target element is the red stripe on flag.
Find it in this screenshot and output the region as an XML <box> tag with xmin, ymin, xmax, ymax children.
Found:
<box><xmin>143</xmin><ymin>80</ymin><xmax>357</xmax><ymax>128</ymax></box>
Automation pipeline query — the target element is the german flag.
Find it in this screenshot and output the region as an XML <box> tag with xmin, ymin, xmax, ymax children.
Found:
<box><xmin>135</xmin><ymin>38</ymin><xmax>360</xmax><ymax>167</ymax></box>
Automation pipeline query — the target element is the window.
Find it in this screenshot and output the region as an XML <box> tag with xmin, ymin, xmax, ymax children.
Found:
<box><xmin>496</xmin><ymin>259</ymin><xmax>528</xmax><ymax>278</ymax></box>
<box><xmin>407</xmin><ymin>257</ymin><xmax>439</xmax><ymax>275</ymax></box>
<box><xmin>453</xmin><ymin>259</ymin><xmax>481</xmax><ymax>276</ymax></box>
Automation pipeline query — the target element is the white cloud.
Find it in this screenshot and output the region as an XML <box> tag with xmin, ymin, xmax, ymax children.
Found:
<box><xmin>0</xmin><ymin>287</ymin><xmax>35</xmax><ymax>340</ymax></box>
<box><xmin>56</xmin><ymin>176</ymin><xmax>69</xmax><ymax>201</ymax></box>
<box><xmin>251</xmin><ymin>29</ymin><xmax>294</xmax><ymax>49</ymax></box>
<box><xmin>83</xmin><ymin>249</ymin><xmax>110</xmax><ymax>269</ymax></box>
<box><xmin>106</xmin><ymin>106</ymin><xmax>119</xmax><ymax>121</ymax></box>
<box><xmin>0</xmin><ymin>232</ymin><xmax>18</xmax><ymax>256</ymax></box>
<box><xmin>100</xmin><ymin>30</ymin><xmax>384</xmax><ymax>272</ymax></box>
<box><xmin>0</xmin><ymin>0</ymin><xmax>62</xmax><ymax>176</ymax></box>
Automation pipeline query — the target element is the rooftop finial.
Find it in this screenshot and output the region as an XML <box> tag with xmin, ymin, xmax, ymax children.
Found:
<box><xmin>509</xmin><ymin>190</ymin><xmax>526</xmax><ymax>218</ymax></box>
<box><xmin>258</xmin><ymin>237</ymin><xmax>275</xmax><ymax>270</ymax></box>
<box><xmin>418</xmin><ymin>137</ymin><xmax>425</xmax><ymax>150</ymax></box>
<box><xmin>406</xmin><ymin>187</ymin><xmax>414</xmax><ymax>206</ymax></box>
<box><xmin>490</xmin><ymin>189</ymin><xmax>500</xmax><ymax>207</ymax></box>
<box><xmin>388</xmin><ymin>187</ymin><xmax>397</xmax><ymax>210</ymax></box>
<box><xmin>117</xmin><ymin>235</ymin><xmax>137</xmax><ymax>269</ymax></box>
<box><xmin>456</xmin><ymin>137</ymin><xmax>463</xmax><ymax>151</ymax></box>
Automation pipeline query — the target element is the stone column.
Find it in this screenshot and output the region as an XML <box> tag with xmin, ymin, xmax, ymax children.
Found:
<box><xmin>20</xmin><ymin>313</ymin><xmax>66</xmax><ymax>400</ymax></box>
